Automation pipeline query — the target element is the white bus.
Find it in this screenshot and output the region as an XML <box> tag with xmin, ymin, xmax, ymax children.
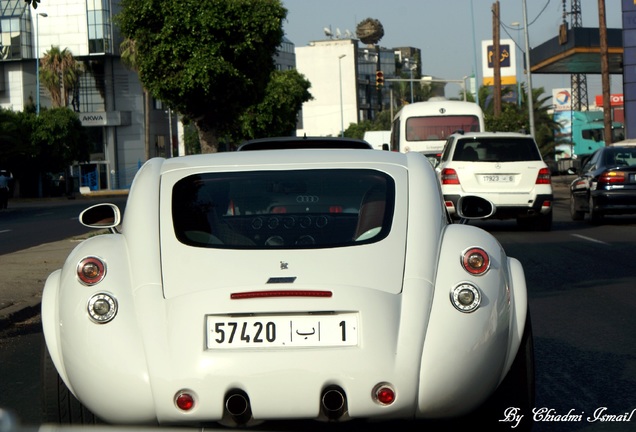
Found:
<box><xmin>390</xmin><ymin>99</ymin><xmax>486</xmax><ymax>163</ymax></box>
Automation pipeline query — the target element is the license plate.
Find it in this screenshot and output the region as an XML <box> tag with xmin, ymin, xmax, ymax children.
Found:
<box><xmin>481</xmin><ymin>174</ymin><xmax>514</xmax><ymax>183</ymax></box>
<box><xmin>206</xmin><ymin>313</ymin><xmax>358</xmax><ymax>349</ymax></box>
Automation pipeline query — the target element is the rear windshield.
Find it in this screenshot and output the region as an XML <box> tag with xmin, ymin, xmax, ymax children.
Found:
<box><xmin>406</xmin><ymin>115</ymin><xmax>481</xmax><ymax>141</ymax></box>
<box><xmin>602</xmin><ymin>147</ymin><xmax>636</xmax><ymax>167</ymax></box>
<box><xmin>452</xmin><ymin>137</ymin><xmax>542</xmax><ymax>162</ymax></box>
<box><xmin>172</xmin><ymin>169</ymin><xmax>395</xmax><ymax>249</ymax></box>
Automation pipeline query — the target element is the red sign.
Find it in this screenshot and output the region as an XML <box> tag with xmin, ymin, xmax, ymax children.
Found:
<box><xmin>595</xmin><ymin>94</ymin><xmax>624</xmax><ymax>107</ymax></box>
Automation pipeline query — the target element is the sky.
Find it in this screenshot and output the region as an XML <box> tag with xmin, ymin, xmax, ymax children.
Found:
<box><xmin>281</xmin><ymin>0</ymin><xmax>624</xmax><ymax>103</ymax></box>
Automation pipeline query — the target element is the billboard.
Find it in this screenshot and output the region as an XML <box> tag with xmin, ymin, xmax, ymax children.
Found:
<box><xmin>481</xmin><ymin>39</ymin><xmax>517</xmax><ymax>86</ymax></box>
<box><xmin>552</xmin><ymin>88</ymin><xmax>572</xmax><ymax>112</ymax></box>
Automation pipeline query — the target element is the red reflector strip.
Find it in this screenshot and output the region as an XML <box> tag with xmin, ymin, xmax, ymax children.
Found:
<box><xmin>231</xmin><ymin>290</ymin><xmax>333</xmax><ymax>299</ymax></box>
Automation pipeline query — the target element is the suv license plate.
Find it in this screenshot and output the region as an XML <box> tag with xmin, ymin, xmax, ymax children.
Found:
<box><xmin>482</xmin><ymin>175</ymin><xmax>514</xmax><ymax>183</ymax></box>
<box><xmin>206</xmin><ymin>313</ymin><xmax>358</xmax><ymax>349</ymax></box>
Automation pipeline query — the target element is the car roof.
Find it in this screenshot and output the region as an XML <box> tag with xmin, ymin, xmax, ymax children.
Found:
<box><xmin>609</xmin><ymin>139</ymin><xmax>636</xmax><ymax>147</ymax></box>
<box><xmin>237</xmin><ymin>136</ymin><xmax>373</xmax><ymax>151</ymax></box>
<box><xmin>161</xmin><ymin>146</ymin><xmax>413</xmax><ymax>174</ymax></box>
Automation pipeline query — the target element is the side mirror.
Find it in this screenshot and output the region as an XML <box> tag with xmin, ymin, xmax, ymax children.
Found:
<box><xmin>80</xmin><ymin>203</ymin><xmax>121</xmax><ymax>229</ymax></box>
<box><xmin>456</xmin><ymin>196</ymin><xmax>496</xmax><ymax>220</ymax></box>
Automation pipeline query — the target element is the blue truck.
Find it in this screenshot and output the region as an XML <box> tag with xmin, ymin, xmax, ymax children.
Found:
<box><xmin>553</xmin><ymin>110</ymin><xmax>625</xmax><ymax>173</ymax></box>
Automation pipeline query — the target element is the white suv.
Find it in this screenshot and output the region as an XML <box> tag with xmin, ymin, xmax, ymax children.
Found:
<box><xmin>436</xmin><ymin>131</ymin><xmax>553</xmax><ymax>230</ymax></box>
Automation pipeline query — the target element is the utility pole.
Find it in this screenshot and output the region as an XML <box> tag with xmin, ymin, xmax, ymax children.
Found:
<box><xmin>598</xmin><ymin>0</ymin><xmax>611</xmax><ymax>145</ymax></box>
<box><xmin>492</xmin><ymin>1</ymin><xmax>501</xmax><ymax>116</ymax></box>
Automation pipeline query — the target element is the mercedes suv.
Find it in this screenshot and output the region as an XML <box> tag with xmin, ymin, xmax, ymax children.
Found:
<box><xmin>436</xmin><ymin>131</ymin><xmax>553</xmax><ymax>230</ymax></box>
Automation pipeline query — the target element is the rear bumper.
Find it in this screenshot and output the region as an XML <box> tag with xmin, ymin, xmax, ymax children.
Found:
<box><xmin>591</xmin><ymin>189</ymin><xmax>636</xmax><ymax>215</ymax></box>
<box><xmin>444</xmin><ymin>193</ymin><xmax>553</xmax><ymax>219</ymax></box>
<box><xmin>44</xmin><ymin>279</ymin><xmax>516</xmax><ymax>425</ymax></box>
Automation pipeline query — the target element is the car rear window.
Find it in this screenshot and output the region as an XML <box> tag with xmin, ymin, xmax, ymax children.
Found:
<box><xmin>604</xmin><ymin>147</ymin><xmax>636</xmax><ymax>167</ymax></box>
<box><xmin>453</xmin><ymin>137</ymin><xmax>542</xmax><ymax>162</ymax></box>
<box><xmin>172</xmin><ymin>169</ymin><xmax>395</xmax><ymax>249</ymax></box>
<box><xmin>406</xmin><ymin>115</ymin><xmax>481</xmax><ymax>141</ymax></box>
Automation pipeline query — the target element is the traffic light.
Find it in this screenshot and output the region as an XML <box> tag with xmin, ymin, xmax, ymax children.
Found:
<box><xmin>375</xmin><ymin>70</ymin><xmax>384</xmax><ymax>88</ymax></box>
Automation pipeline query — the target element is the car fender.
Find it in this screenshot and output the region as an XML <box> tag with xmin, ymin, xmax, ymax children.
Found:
<box><xmin>417</xmin><ymin>223</ymin><xmax>523</xmax><ymax>417</ymax></box>
<box><xmin>41</xmin><ymin>233</ymin><xmax>158</xmax><ymax>423</ymax></box>
<box><xmin>41</xmin><ymin>269</ymin><xmax>69</xmax><ymax>387</ymax></box>
<box><xmin>501</xmin><ymin>256</ymin><xmax>528</xmax><ymax>376</ymax></box>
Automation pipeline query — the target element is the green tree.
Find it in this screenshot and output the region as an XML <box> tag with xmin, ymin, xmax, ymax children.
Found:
<box><xmin>469</xmin><ymin>84</ymin><xmax>559</xmax><ymax>158</ymax></box>
<box><xmin>30</xmin><ymin>108</ymin><xmax>90</xmax><ymax>174</ymax></box>
<box><xmin>526</xmin><ymin>85</ymin><xmax>560</xmax><ymax>158</ymax></box>
<box><xmin>344</xmin><ymin>121</ymin><xmax>371</xmax><ymax>139</ymax></box>
<box><xmin>344</xmin><ymin>110</ymin><xmax>393</xmax><ymax>139</ymax></box>
<box><xmin>39</xmin><ymin>46</ymin><xmax>82</xmax><ymax>108</ymax></box>
<box><xmin>23</xmin><ymin>0</ymin><xmax>40</xmax><ymax>7</ymax></box>
<box><xmin>116</xmin><ymin>0</ymin><xmax>287</xmax><ymax>153</ymax></box>
<box><xmin>0</xmin><ymin>108</ymin><xmax>31</xmax><ymax>171</ymax></box>
<box><xmin>237</xmin><ymin>69</ymin><xmax>312</xmax><ymax>141</ymax></box>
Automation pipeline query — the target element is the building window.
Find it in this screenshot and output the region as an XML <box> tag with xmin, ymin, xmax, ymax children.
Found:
<box><xmin>77</xmin><ymin>64</ymin><xmax>106</xmax><ymax>112</ymax></box>
<box><xmin>87</xmin><ymin>0</ymin><xmax>112</xmax><ymax>54</ymax></box>
<box><xmin>0</xmin><ymin>0</ymin><xmax>31</xmax><ymax>61</ymax></box>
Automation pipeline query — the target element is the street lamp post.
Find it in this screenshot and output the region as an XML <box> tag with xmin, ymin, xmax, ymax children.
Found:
<box><xmin>338</xmin><ymin>54</ymin><xmax>346</xmax><ymax>137</ymax></box>
<box><xmin>35</xmin><ymin>11</ymin><xmax>48</xmax><ymax>115</ymax></box>
<box><xmin>522</xmin><ymin>0</ymin><xmax>535</xmax><ymax>137</ymax></box>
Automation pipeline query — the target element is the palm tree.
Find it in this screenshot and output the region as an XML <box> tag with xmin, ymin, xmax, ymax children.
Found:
<box><xmin>467</xmin><ymin>84</ymin><xmax>559</xmax><ymax>158</ymax></box>
<box><xmin>523</xmin><ymin>85</ymin><xmax>560</xmax><ymax>157</ymax></box>
<box><xmin>39</xmin><ymin>46</ymin><xmax>82</xmax><ymax>108</ymax></box>
<box><xmin>120</xmin><ymin>37</ymin><xmax>151</xmax><ymax>161</ymax></box>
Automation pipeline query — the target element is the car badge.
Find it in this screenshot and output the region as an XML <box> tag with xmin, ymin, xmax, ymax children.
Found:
<box><xmin>495</xmin><ymin>163</ymin><xmax>501</xmax><ymax>169</ymax></box>
<box><xmin>280</xmin><ymin>261</ymin><xmax>289</xmax><ymax>270</ymax></box>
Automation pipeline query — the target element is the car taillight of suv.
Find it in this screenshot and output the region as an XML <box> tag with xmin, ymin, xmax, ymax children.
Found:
<box><xmin>441</xmin><ymin>168</ymin><xmax>460</xmax><ymax>185</ymax></box>
<box><xmin>535</xmin><ymin>168</ymin><xmax>551</xmax><ymax>185</ymax></box>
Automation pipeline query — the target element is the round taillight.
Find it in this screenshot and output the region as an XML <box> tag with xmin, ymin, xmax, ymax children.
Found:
<box><xmin>372</xmin><ymin>383</ymin><xmax>396</xmax><ymax>406</ymax></box>
<box><xmin>462</xmin><ymin>247</ymin><xmax>490</xmax><ymax>275</ymax></box>
<box><xmin>451</xmin><ymin>283</ymin><xmax>481</xmax><ymax>313</ymax></box>
<box><xmin>77</xmin><ymin>257</ymin><xmax>106</xmax><ymax>285</ymax></box>
<box><xmin>175</xmin><ymin>391</ymin><xmax>195</xmax><ymax>411</ymax></box>
<box><xmin>87</xmin><ymin>293</ymin><xmax>118</xmax><ymax>323</ymax></box>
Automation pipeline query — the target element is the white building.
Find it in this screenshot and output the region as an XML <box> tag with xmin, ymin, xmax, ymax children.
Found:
<box><xmin>1</xmin><ymin>0</ymin><xmax>176</xmax><ymax>194</ymax></box>
<box><xmin>295</xmin><ymin>37</ymin><xmax>414</xmax><ymax>137</ymax></box>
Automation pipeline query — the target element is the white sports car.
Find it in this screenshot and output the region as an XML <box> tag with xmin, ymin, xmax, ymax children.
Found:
<box><xmin>41</xmin><ymin>137</ymin><xmax>534</xmax><ymax>429</ymax></box>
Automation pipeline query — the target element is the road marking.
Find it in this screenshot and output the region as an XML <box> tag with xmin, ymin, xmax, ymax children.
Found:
<box><xmin>0</xmin><ymin>229</ymin><xmax>11</xmax><ymax>234</ymax></box>
<box><xmin>571</xmin><ymin>233</ymin><xmax>610</xmax><ymax>245</ymax></box>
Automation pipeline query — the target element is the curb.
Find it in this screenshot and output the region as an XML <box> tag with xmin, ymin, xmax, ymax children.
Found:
<box><xmin>0</xmin><ymin>298</ymin><xmax>41</xmax><ymax>331</ymax></box>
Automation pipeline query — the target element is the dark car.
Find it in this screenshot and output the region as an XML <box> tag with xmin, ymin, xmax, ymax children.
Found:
<box><xmin>237</xmin><ymin>136</ymin><xmax>373</xmax><ymax>151</ymax></box>
<box><xmin>570</xmin><ymin>145</ymin><xmax>636</xmax><ymax>223</ymax></box>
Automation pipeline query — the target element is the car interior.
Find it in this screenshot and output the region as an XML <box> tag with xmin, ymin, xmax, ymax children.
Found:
<box><xmin>172</xmin><ymin>170</ymin><xmax>395</xmax><ymax>248</ymax></box>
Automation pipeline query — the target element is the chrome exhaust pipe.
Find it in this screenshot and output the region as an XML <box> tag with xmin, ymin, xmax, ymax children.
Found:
<box><xmin>321</xmin><ymin>386</ymin><xmax>347</xmax><ymax>420</ymax></box>
<box><xmin>224</xmin><ymin>390</ymin><xmax>252</xmax><ymax>425</ymax></box>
